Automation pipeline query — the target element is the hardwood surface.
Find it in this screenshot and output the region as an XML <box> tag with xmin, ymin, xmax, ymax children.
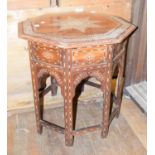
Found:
<box><xmin>18</xmin><ymin>11</ymin><xmax>135</xmax><ymax>48</ymax></box>
<box><xmin>8</xmin><ymin>98</ymin><xmax>146</xmax><ymax>155</ymax></box>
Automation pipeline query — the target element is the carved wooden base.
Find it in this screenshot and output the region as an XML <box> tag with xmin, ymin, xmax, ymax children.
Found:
<box><xmin>28</xmin><ymin>40</ymin><xmax>127</xmax><ymax>146</ymax></box>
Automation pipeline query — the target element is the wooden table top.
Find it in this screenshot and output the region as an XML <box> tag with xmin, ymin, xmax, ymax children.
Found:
<box><xmin>18</xmin><ymin>11</ymin><xmax>136</xmax><ymax>48</ymax></box>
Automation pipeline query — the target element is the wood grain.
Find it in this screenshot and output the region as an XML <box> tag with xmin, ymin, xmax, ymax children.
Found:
<box><xmin>7</xmin><ymin>98</ymin><xmax>146</xmax><ymax>154</ymax></box>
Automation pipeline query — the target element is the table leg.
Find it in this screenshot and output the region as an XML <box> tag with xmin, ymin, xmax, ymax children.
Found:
<box><xmin>115</xmin><ymin>53</ymin><xmax>125</xmax><ymax>117</ymax></box>
<box><xmin>63</xmin><ymin>87</ymin><xmax>74</xmax><ymax>146</ymax></box>
<box><xmin>30</xmin><ymin>63</ymin><xmax>42</xmax><ymax>134</ymax></box>
<box><xmin>101</xmin><ymin>63</ymin><xmax>112</xmax><ymax>138</ymax></box>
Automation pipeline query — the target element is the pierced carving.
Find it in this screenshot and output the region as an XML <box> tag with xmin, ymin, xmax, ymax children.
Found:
<box><xmin>72</xmin><ymin>69</ymin><xmax>106</xmax><ymax>95</ymax></box>
<box><xmin>37</xmin><ymin>67</ymin><xmax>63</xmax><ymax>88</ymax></box>
<box><xmin>19</xmin><ymin>10</ymin><xmax>136</xmax><ymax>146</ymax></box>
<box><xmin>28</xmin><ymin>40</ymin><xmax>127</xmax><ymax>146</ymax></box>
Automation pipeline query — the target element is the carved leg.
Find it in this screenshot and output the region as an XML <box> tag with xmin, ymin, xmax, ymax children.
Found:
<box><xmin>115</xmin><ymin>53</ymin><xmax>125</xmax><ymax>117</ymax></box>
<box><xmin>51</xmin><ymin>76</ymin><xmax>58</xmax><ymax>96</ymax></box>
<box><xmin>61</xmin><ymin>65</ymin><xmax>74</xmax><ymax>146</ymax></box>
<box><xmin>101</xmin><ymin>63</ymin><xmax>112</xmax><ymax>138</ymax></box>
<box><xmin>63</xmin><ymin>84</ymin><xmax>74</xmax><ymax>146</ymax></box>
<box><xmin>30</xmin><ymin>62</ymin><xmax>42</xmax><ymax>134</ymax></box>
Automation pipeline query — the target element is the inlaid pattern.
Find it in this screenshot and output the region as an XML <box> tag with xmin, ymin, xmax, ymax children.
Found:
<box><xmin>72</xmin><ymin>46</ymin><xmax>107</xmax><ymax>66</ymax></box>
<box><xmin>31</xmin><ymin>42</ymin><xmax>62</xmax><ymax>66</ymax></box>
<box><xmin>18</xmin><ymin>11</ymin><xmax>136</xmax><ymax>146</ymax></box>
<box><xmin>18</xmin><ymin>11</ymin><xmax>136</xmax><ymax>48</ymax></box>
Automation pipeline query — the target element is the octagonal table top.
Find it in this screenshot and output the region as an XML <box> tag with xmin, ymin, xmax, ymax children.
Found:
<box><xmin>18</xmin><ymin>11</ymin><xmax>136</xmax><ymax>48</ymax></box>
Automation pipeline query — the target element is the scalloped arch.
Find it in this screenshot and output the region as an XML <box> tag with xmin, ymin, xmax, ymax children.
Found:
<box><xmin>73</xmin><ymin>70</ymin><xmax>106</xmax><ymax>97</ymax></box>
<box><xmin>37</xmin><ymin>68</ymin><xmax>63</xmax><ymax>87</ymax></box>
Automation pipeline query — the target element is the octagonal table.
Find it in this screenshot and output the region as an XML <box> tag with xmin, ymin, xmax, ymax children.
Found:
<box><xmin>18</xmin><ymin>11</ymin><xmax>136</xmax><ymax>146</ymax></box>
